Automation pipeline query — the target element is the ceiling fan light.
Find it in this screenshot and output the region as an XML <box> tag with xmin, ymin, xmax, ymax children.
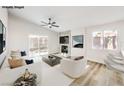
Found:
<box><xmin>52</xmin><ymin>22</ymin><xmax>56</xmax><ymax>24</ymax></box>
<box><xmin>49</xmin><ymin>26</ymin><xmax>52</xmax><ymax>28</ymax></box>
<box><xmin>49</xmin><ymin>18</ymin><xmax>51</xmax><ymax>20</ymax></box>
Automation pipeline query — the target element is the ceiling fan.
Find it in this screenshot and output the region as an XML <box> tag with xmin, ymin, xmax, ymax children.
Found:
<box><xmin>41</xmin><ymin>18</ymin><xmax>60</xmax><ymax>28</ymax></box>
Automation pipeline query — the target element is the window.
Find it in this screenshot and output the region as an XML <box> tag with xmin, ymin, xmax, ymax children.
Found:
<box><xmin>29</xmin><ymin>35</ymin><xmax>48</xmax><ymax>57</ymax></box>
<box><xmin>92</xmin><ymin>30</ymin><xmax>118</xmax><ymax>50</ymax></box>
<box><xmin>92</xmin><ymin>32</ymin><xmax>103</xmax><ymax>49</ymax></box>
<box><xmin>104</xmin><ymin>31</ymin><xmax>117</xmax><ymax>50</ymax></box>
<box><xmin>39</xmin><ymin>36</ymin><xmax>48</xmax><ymax>53</ymax></box>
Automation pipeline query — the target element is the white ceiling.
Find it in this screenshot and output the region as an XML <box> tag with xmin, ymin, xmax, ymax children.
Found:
<box><xmin>8</xmin><ymin>6</ymin><xmax>124</xmax><ymax>32</ymax></box>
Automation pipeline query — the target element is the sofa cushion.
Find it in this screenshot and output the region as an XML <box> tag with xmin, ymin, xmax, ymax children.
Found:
<box><xmin>10</xmin><ymin>50</ymin><xmax>21</xmax><ymax>59</ymax></box>
<box><xmin>74</xmin><ymin>56</ymin><xmax>84</xmax><ymax>60</ymax></box>
<box><xmin>121</xmin><ymin>50</ymin><xmax>124</xmax><ymax>57</ymax></box>
<box><xmin>8</xmin><ymin>58</ymin><xmax>25</xmax><ymax>69</ymax></box>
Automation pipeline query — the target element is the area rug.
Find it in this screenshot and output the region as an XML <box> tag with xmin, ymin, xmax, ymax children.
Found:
<box><xmin>42</xmin><ymin>62</ymin><xmax>74</xmax><ymax>86</ymax></box>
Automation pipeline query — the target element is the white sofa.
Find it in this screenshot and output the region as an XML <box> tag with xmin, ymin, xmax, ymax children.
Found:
<box><xmin>60</xmin><ymin>57</ymin><xmax>87</xmax><ymax>78</ymax></box>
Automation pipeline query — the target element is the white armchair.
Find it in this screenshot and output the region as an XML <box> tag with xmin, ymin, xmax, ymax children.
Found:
<box><xmin>60</xmin><ymin>57</ymin><xmax>87</xmax><ymax>78</ymax></box>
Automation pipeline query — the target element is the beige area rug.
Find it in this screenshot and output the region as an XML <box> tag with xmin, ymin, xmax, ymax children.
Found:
<box><xmin>42</xmin><ymin>62</ymin><xmax>74</xmax><ymax>86</ymax></box>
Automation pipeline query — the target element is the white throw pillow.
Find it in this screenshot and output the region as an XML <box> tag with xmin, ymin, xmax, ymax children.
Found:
<box><xmin>121</xmin><ymin>50</ymin><xmax>124</xmax><ymax>57</ymax></box>
<box><xmin>10</xmin><ymin>50</ymin><xmax>21</xmax><ymax>59</ymax></box>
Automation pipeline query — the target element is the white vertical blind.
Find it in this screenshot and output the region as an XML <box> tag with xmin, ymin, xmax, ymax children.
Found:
<box><xmin>29</xmin><ymin>35</ymin><xmax>48</xmax><ymax>57</ymax></box>
<box><xmin>92</xmin><ymin>30</ymin><xmax>118</xmax><ymax>50</ymax></box>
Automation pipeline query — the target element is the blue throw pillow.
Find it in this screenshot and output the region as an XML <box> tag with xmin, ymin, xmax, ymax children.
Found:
<box><xmin>25</xmin><ymin>59</ymin><xmax>33</xmax><ymax>65</ymax></box>
<box><xmin>20</xmin><ymin>51</ymin><xmax>26</xmax><ymax>56</ymax></box>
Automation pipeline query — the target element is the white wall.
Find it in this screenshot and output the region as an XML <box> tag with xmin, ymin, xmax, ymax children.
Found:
<box><xmin>0</xmin><ymin>7</ymin><xmax>8</xmax><ymax>67</ymax></box>
<box><xmin>70</xmin><ymin>21</ymin><xmax>124</xmax><ymax>64</ymax></box>
<box><xmin>86</xmin><ymin>20</ymin><xmax>124</xmax><ymax>64</ymax></box>
<box><xmin>71</xmin><ymin>27</ymin><xmax>86</xmax><ymax>57</ymax></box>
<box><xmin>8</xmin><ymin>13</ymin><xmax>124</xmax><ymax>64</ymax></box>
<box><xmin>8</xmin><ymin>14</ymin><xmax>59</xmax><ymax>55</ymax></box>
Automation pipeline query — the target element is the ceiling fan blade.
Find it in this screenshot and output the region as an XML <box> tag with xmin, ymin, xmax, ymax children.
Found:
<box><xmin>52</xmin><ymin>24</ymin><xmax>59</xmax><ymax>27</ymax></box>
<box><xmin>40</xmin><ymin>24</ymin><xmax>48</xmax><ymax>26</ymax></box>
<box><xmin>49</xmin><ymin>26</ymin><xmax>52</xmax><ymax>28</ymax></box>
<box><xmin>52</xmin><ymin>22</ymin><xmax>56</xmax><ymax>24</ymax></box>
<box><xmin>41</xmin><ymin>21</ymin><xmax>48</xmax><ymax>25</ymax></box>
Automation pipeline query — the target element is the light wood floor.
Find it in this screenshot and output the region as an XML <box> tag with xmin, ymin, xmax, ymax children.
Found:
<box><xmin>70</xmin><ymin>61</ymin><xmax>124</xmax><ymax>86</ymax></box>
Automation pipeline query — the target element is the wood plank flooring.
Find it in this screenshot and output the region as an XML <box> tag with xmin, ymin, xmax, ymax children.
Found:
<box><xmin>70</xmin><ymin>61</ymin><xmax>124</xmax><ymax>86</ymax></box>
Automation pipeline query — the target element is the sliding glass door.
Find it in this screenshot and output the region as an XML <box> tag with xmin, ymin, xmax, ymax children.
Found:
<box><xmin>29</xmin><ymin>35</ymin><xmax>48</xmax><ymax>57</ymax></box>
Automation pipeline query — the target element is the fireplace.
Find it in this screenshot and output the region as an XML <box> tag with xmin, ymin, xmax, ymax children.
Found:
<box><xmin>61</xmin><ymin>45</ymin><xmax>68</xmax><ymax>53</ymax></box>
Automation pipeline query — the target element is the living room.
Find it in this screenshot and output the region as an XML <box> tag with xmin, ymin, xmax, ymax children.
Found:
<box><xmin>0</xmin><ymin>6</ymin><xmax>124</xmax><ymax>86</ymax></box>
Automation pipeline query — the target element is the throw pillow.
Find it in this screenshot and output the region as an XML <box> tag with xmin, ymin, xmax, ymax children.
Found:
<box><xmin>121</xmin><ymin>50</ymin><xmax>124</xmax><ymax>57</ymax></box>
<box><xmin>20</xmin><ymin>51</ymin><xmax>26</xmax><ymax>56</ymax></box>
<box><xmin>25</xmin><ymin>59</ymin><xmax>34</xmax><ymax>65</ymax></box>
<box><xmin>74</xmin><ymin>56</ymin><xmax>84</xmax><ymax>60</ymax></box>
<box><xmin>8</xmin><ymin>58</ymin><xmax>25</xmax><ymax>69</ymax></box>
<box><xmin>10</xmin><ymin>50</ymin><xmax>21</xmax><ymax>59</ymax></box>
